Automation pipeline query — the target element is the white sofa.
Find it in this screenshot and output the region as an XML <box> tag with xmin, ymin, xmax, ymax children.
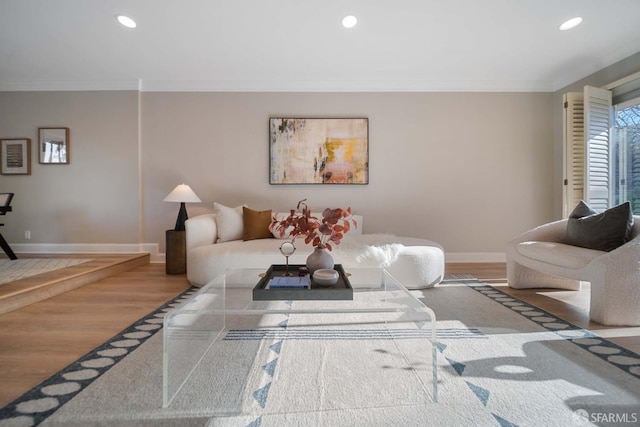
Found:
<box><xmin>506</xmin><ymin>216</ymin><xmax>640</xmax><ymax>326</ymax></box>
<box><xmin>185</xmin><ymin>213</ymin><xmax>445</xmax><ymax>289</ymax></box>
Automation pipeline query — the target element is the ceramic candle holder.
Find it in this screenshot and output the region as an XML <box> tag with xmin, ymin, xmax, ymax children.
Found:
<box><xmin>313</xmin><ymin>268</ymin><xmax>339</xmax><ymax>285</ymax></box>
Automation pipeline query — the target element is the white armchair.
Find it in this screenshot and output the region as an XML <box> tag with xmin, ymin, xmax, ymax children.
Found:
<box><xmin>506</xmin><ymin>216</ymin><xmax>640</xmax><ymax>326</ymax></box>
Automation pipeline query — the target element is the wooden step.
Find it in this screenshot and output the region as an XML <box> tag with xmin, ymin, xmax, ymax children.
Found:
<box><xmin>0</xmin><ymin>254</ymin><xmax>150</xmax><ymax>315</ymax></box>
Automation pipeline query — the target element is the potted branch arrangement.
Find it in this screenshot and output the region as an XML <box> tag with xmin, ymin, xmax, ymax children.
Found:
<box><xmin>270</xmin><ymin>199</ymin><xmax>357</xmax><ymax>275</ymax></box>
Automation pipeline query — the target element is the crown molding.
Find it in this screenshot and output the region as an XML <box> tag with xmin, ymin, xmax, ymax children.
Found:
<box><xmin>0</xmin><ymin>79</ymin><xmax>554</xmax><ymax>93</ymax></box>
<box><xmin>140</xmin><ymin>79</ymin><xmax>555</xmax><ymax>93</ymax></box>
<box><xmin>0</xmin><ymin>79</ymin><xmax>141</xmax><ymax>92</ymax></box>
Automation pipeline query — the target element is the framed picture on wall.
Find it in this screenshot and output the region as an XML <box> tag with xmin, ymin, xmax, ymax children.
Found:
<box><xmin>269</xmin><ymin>117</ymin><xmax>369</xmax><ymax>184</ymax></box>
<box><xmin>1</xmin><ymin>138</ymin><xmax>31</xmax><ymax>175</ymax></box>
<box><xmin>38</xmin><ymin>127</ymin><xmax>70</xmax><ymax>164</ymax></box>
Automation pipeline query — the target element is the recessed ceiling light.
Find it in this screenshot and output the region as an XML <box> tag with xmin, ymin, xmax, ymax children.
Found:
<box><xmin>342</xmin><ymin>15</ymin><xmax>358</xmax><ymax>29</ymax></box>
<box><xmin>559</xmin><ymin>17</ymin><xmax>582</xmax><ymax>31</ymax></box>
<box><xmin>116</xmin><ymin>14</ymin><xmax>137</xmax><ymax>29</ymax></box>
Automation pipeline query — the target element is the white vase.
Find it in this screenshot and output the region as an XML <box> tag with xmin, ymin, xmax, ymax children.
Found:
<box><xmin>306</xmin><ymin>246</ymin><xmax>334</xmax><ymax>276</ymax></box>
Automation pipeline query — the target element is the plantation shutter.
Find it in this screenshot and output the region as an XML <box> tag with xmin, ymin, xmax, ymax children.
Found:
<box><xmin>584</xmin><ymin>85</ymin><xmax>612</xmax><ymax>211</ymax></box>
<box><xmin>562</xmin><ymin>86</ymin><xmax>613</xmax><ymax>216</ymax></box>
<box><xmin>563</xmin><ymin>92</ymin><xmax>585</xmax><ymax>217</ymax></box>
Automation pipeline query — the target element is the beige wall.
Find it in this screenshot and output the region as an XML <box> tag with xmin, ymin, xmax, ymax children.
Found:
<box><xmin>1</xmin><ymin>89</ymin><xmax>555</xmax><ymax>258</ymax></box>
<box><xmin>0</xmin><ymin>91</ymin><xmax>140</xmax><ymax>244</ymax></box>
<box><xmin>143</xmin><ymin>91</ymin><xmax>554</xmax><ymax>256</ymax></box>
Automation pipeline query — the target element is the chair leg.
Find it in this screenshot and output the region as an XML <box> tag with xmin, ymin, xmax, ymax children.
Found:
<box><xmin>0</xmin><ymin>232</ymin><xmax>17</xmax><ymax>260</ymax></box>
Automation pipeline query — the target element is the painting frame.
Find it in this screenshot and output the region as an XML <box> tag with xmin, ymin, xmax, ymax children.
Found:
<box><xmin>1</xmin><ymin>138</ymin><xmax>31</xmax><ymax>175</ymax></box>
<box><xmin>38</xmin><ymin>127</ymin><xmax>70</xmax><ymax>164</ymax></box>
<box><xmin>269</xmin><ymin>117</ymin><xmax>369</xmax><ymax>185</ymax></box>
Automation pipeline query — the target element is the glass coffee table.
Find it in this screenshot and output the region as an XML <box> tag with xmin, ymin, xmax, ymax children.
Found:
<box><xmin>163</xmin><ymin>267</ymin><xmax>437</xmax><ymax>418</ymax></box>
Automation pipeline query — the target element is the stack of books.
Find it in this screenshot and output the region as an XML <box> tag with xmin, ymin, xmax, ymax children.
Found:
<box><xmin>268</xmin><ymin>276</ymin><xmax>311</xmax><ymax>289</ymax></box>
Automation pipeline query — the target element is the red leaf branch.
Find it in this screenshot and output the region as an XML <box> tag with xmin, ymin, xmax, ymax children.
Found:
<box><xmin>271</xmin><ymin>199</ymin><xmax>356</xmax><ymax>250</ymax></box>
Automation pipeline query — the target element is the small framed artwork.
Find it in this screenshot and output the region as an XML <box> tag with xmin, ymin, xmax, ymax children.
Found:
<box><xmin>269</xmin><ymin>117</ymin><xmax>369</xmax><ymax>184</ymax></box>
<box><xmin>1</xmin><ymin>138</ymin><xmax>31</xmax><ymax>175</ymax></box>
<box><xmin>39</xmin><ymin>127</ymin><xmax>70</xmax><ymax>164</ymax></box>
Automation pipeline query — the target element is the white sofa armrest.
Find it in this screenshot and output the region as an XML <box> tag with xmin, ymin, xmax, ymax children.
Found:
<box><xmin>185</xmin><ymin>214</ymin><xmax>218</xmax><ymax>252</ymax></box>
<box><xmin>582</xmin><ymin>216</ymin><xmax>640</xmax><ymax>325</ymax></box>
<box><xmin>506</xmin><ymin>218</ymin><xmax>576</xmax><ymax>290</ymax></box>
<box><xmin>586</xmin><ymin>231</ymin><xmax>640</xmax><ymax>325</ymax></box>
<box><xmin>508</xmin><ymin>218</ymin><xmax>568</xmax><ymax>245</ymax></box>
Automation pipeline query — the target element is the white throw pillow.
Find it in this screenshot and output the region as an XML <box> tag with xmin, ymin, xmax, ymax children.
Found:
<box><xmin>213</xmin><ymin>202</ymin><xmax>245</xmax><ymax>243</ymax></box>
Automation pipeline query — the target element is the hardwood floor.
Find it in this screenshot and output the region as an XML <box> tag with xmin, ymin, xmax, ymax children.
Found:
<box><xmin>0</xmin><ymin>253</ymin><xmax>151</xmax><ymax>314</ymax></box>
<box><xmin>0</xmin><ymin>256</ymin><xmax>190</xmax><ymax>407</ymax></box>
<box><xmin>446</xmin><ymin>262</ymin><xmax>640</xmax><ymax>354</ymax></box>
<box><xmin>0</xmin><ymin>260</ymin><xmax>638</xmax><ymax>408</ymax></box>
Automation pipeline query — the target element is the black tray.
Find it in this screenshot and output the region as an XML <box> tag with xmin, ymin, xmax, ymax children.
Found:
<box><xmin>253</xmin><ymin>264</ymin><xmax>353</xmax><ymax>301</ymax></box>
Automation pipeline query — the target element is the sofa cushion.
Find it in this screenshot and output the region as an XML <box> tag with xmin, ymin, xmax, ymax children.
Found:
<box><xmin>243</xmin><ymin>207</ymin><xmax>273</xmax><ymax>241</ymax></box>
<box><xmin>564</xmin><ymin>201</ymin><xmax>633</xmax><ymax>252</ymax></box>
<box><xmin>213</xmin><ymin>202</ymin><xmax>245</xmax><ymax>243</ymax></box>
<box><xmin>517</xmin><ymin>241</ymin><xmax>605</xmax><ymax>269</ymax></box>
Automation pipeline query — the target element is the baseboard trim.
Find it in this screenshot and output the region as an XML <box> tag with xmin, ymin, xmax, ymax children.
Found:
<box><xmin>10</xmin><ymin>243</ymin><xmax>160</xmax><ymax>260</ymax></box>
<box><xmin>445</xmin><ymin>252</ymin><xmax>506</xmax><ymax>263</ymax></box>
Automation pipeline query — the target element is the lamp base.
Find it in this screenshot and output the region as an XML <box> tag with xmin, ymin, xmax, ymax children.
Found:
<box><xmin>174</xmin><ymin>202</ymin><xmax>188</xmax><ymax>231</ymax></box>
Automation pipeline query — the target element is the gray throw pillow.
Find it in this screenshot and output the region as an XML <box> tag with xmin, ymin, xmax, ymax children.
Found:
<box><xmin>564</xmin><ymin>200</ymin><xmax>633</xmax><ymax>252</ymax></box>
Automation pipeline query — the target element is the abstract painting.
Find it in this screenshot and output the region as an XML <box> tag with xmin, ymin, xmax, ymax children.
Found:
<box><xmin>270</xmin><ymin>118</ymin><xmax>368</xmax><ymax>184</ymax></box>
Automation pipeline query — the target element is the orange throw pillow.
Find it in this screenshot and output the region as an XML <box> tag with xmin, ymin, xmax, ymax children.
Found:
<box><xmin>243</xmin><ymin>207</ymin><xmax>273</xmax><ymax>241</ymax></box>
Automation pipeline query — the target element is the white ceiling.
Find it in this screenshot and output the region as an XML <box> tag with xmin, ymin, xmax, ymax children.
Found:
<box><xmin>1</xmin><ymin>0</ymin><xmax>640</xmax><ymax>92</ymax></box>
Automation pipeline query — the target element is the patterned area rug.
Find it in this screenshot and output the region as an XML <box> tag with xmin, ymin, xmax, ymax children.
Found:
<box><xmin>0</xmin><ymin>259</ymin><xmax>93</xmax><ymax>285</ymax></box>
<box><xmin>1</xmin><ymin>277</ymin><xmax>639</xmax><ymax>426</ymax></box>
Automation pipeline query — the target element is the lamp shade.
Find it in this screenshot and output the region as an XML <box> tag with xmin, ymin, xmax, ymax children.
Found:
<box><xmin>163</xmin><ymin>184</ymin><xmax>202</xmax><ymax>203</ymax></box>
<box><xmin>164</xmin><ymin>184</ymin><xmax>201</xmax><ymax>231</ymax></box>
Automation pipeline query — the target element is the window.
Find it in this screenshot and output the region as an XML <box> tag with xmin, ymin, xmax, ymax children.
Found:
<box><xmin>612</xmin><ymin>97</ymin><xmax>640</xmax><ymax>212</ymax></box>
<box><xmin>563</xmin><ymin>72</ymin><xmax>640</xmax><ymax>216</ymax></box>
